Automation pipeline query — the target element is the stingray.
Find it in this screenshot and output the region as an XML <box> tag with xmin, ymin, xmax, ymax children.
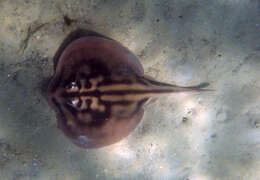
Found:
<box><xmin>47</xmin><ymin>29</ymin><xmax>209</xmax><ymax>149</ymax></box>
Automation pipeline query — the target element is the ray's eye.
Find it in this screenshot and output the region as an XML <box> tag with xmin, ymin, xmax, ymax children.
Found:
<box><xmin>66</xmin><ymin>81</ymin><xmax>79</xmax><ymax>91</ymax></box>
<box><xmin>67</xmin><ymin>97</ymin><xmax>82</xmax><ymax>108</ymax></box>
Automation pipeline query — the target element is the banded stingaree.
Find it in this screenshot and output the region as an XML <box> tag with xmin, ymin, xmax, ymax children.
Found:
<box><xmin>47</xmin><ymin>34</ymin><xmax>209</xmax><ymax>149</ymax></box>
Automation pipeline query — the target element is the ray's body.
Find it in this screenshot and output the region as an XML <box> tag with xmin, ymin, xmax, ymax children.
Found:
<box><xmin>47</xmin><ymin>34</ymin><xmax>208</xmax><ymax>149</ymax></box>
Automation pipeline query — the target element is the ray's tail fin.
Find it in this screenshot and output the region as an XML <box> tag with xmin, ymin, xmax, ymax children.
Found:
<box><xmin>140</xmin><ymin>75</ymin><xmax>212</xmax><ymax>93</ymax></box>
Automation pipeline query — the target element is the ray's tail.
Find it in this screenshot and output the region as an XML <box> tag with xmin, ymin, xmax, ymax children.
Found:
<box><xmin>139</xmin><ymin>75</ymin><xmax>212</xmax><ymax>95</ymax></box>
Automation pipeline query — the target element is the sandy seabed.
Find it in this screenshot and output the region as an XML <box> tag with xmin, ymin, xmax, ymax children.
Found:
<box><xmin>0</xmin><ymin>0</ymin><xmax>260</xmax><ymax>180</ymax></box>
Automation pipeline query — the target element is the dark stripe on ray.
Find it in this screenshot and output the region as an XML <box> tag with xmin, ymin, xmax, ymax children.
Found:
<box><xmin>97</xmin><ymin>79</ymin><xmax>133</xmax><ymax>86</ymax></box>
<box><xmin>62</xmin><ymin>89</ymin><xmax>174</xmax><ymax>98</ymax></box>
<box><xmin>99</xmin><ymin>99</ymin><xmax>134</xmax><ymax>106</ymax></box>
<box><xmin>101</xmin><ymin>89</ymin><xmax>174</xmax><ymax>95</ymax></box>
<box><xmin>61</xmin><ymin>90</ymin><xmax>101</xmax><ymax>98</ymax></box>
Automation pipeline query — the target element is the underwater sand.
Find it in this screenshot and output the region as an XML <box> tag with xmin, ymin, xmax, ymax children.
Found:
<box><xmin>0</xmin><ymin>0</ymin><xmax>260</xmax><ymax>179</ymax></box>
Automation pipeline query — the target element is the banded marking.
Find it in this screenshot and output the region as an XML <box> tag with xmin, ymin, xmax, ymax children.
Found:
<box><xmin>63</xmin><ymin>74</ymin><xmax>177</xmax><ymax>113</ymax></box>
<box><xmin>50</xmin><ymin>71</ymin><xmax>187</xmax><ymax>129</ymax></box>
